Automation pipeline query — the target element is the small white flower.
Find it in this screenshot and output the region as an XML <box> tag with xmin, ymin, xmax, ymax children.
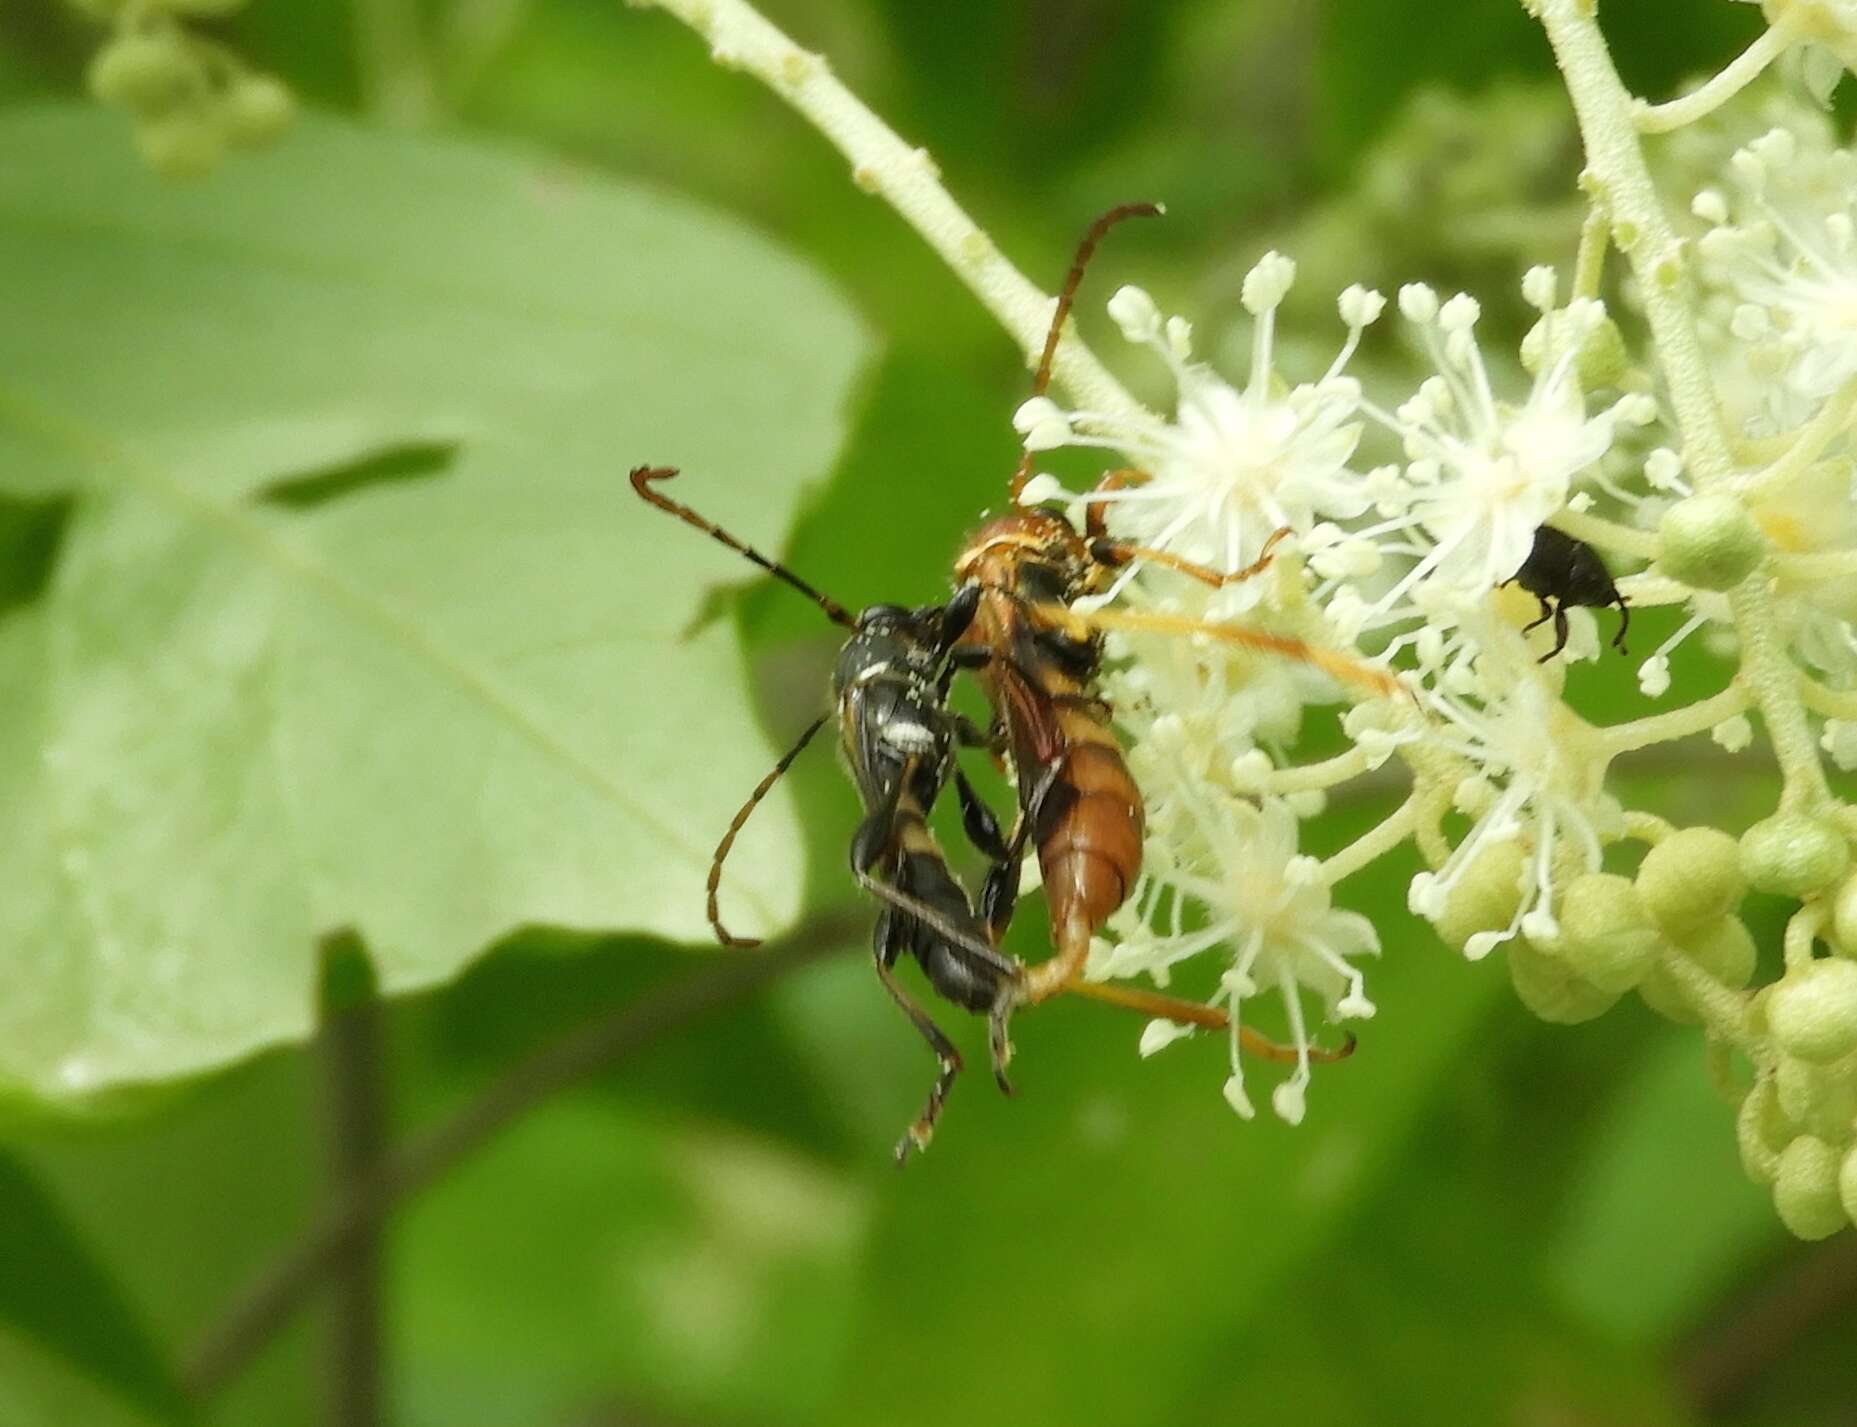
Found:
<box><xmin>1016</xmin><ymin>259</ymin><xmax>1380</xmax><ymax>595</ymax></box>
<box><xmin>1697</xmin><ymin>121</ymin><xmax>1857</xmax><ymax>417</ymax></box>
<box><xmin>1404</xmin><ymin>612</ymin><xmax>1621</xmax><ymax>960</ymax></box>
<box><xmin>1357</xmin><ymin>286</ymin><xmax>1634</xmax><ymax>628</ymax></box>
<box><xmin>1821</xmin><ymin>717</ymin><xmax>1857</xmax><ymax>768</ymax></box>
<box><xmin>1099</xmin><ymin>794</ymin><xmax>1378</xmax><ymax>1126</ymax></box>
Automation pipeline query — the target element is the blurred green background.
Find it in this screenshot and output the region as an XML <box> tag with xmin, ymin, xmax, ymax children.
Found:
<box><xmin>2</xmin><ymin>1</ymin><xmax>1854</xmax><ymax>1425</ymax></box>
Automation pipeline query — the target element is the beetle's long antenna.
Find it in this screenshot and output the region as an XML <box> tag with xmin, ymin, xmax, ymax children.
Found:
<box><xmin>1009</xmin><ymin>202</ymin><xmax>1163</xmax><ymax>502</ymax></box>
<box><xmin>632</xmin><ymin>465</ymin><xmax>857</xmax><ymax>629</ymax></box>
<box><xmin>708</xmin><ymin>714</ymin><xmax>832</xmax><ymax>946</ymax></box>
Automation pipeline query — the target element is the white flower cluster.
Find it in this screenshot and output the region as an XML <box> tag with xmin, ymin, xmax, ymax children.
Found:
<box><xmin>1006</xmin><ymin>92</ymin><xmax>1857</xmax><ymax>1179</ymax></box>
<box><xmin>1015</xmin><ymin>245</ymin><xmax>1654</xmax><ymax>1120</ymax></box>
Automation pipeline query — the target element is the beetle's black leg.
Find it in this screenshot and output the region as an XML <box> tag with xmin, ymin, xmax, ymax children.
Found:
<box><xmin>988</xmin><ymin>986</ymin><xmax>1017</xmax><ymax>1097</ymax></box>
<box><xmin>1612</xmin><ymin>596</ymin><xmax>1630</xmax><ymax>654</ymax></box>
<box><xmin>934</xmin><ymin>582</ymin><xmax>982</xmax><ymax>656</ymax></box>
<box><xmin>955</xmin><ymin>769</ymin><xmax>1011</xmax><ymax>861</ymax></box>
<box><xmin>872</xmin><ymin>952</ymin><xmax>963</xmax><ymax>1163</ymax></box>
<box><xmin>1521</xmin><ymin>595</ymin><xmax>1555</xmax><ymax>635</ymax></box>
<box><xmin>1537</xmin><ymin>604</ymin><xmax>1571</xmax><ymax>663</ymax></box>
<box><xmin>849</xmin><ymin>770</ymin><xmax>906</xmax><ymax>876</ymax></box>
<box><xmin>952</xmin><ymin>713</ymin><xmax>1000</xmax><ymax>751</ymax></box>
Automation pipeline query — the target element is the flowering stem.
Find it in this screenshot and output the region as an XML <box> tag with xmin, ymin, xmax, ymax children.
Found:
<box><xmin>1551</xmin><ymin>506</ymin><xmax>1659</xmax><ymax>561</ymax></box>
<box><xmin>1321</xmin><ymin>797</ymin><xmax>1419</xmax><ymax>885</ymax></box>
<box><xmin>1797</xmin><ymin>672</ymin><xmax>1857</xmax><ymax>720</ymax></box>
<box><xmin>1730</xmin><ymin>574</ymin><xmax>1833</xmax><ymax>809</ymax></box>
<box><xmin>1571</xmin><ymin>203</ymin><xmax>1610</xmax><ymax>300</ymax></box>
<box><xmin>1263</xmin><ymin>743</ymin><xmax>1383</xmax><ymax>795</ymax></box>
<box><xmin>1783</xmin><ymin>902</ymin><xmax>1826</xmax><ymax>972</ymax></box>
<box><xmin>1775</xmin><ymin>548</ymin><xmax>1857</xmax><ymax>580</ymax></box>
<box><xmin>1532</xmin><ymin>0</ymin><xmax>1735</xmax><ymax>485</ymax></box>
<box><xmin>1737</xmin><ymin>378</ymin><xmax>1857</xmax><ymax>503</ymax></box>
<box><xmin>633</xmin><ymin>0</ymin><xmax>1146</xmax><ymax>422</ymax></box>
<box><xmin>1532</xmin><ymin>0</ymin><xmax>1834</xmax><ymax>816</ymax></box>
<box><xmin>1657</xmin><ymin>948</ymin><xmax>1754</xmax><ymax>1046</ymax></box>
<box><xmin>1630</xmin><ymin>24</ymin><xmax>1791</xmax><ymax>134</ymax></box>
<box><xmin>1599</xmin><ymin>681</ymin><xmax>1749</xmax><ymax>756</ymax></box>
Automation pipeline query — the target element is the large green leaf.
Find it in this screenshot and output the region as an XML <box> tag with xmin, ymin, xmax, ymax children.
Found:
<box><xmin>0</xmin><ymin>107</ymin><xmax>868</xmax><ymax>1110</ymax></box>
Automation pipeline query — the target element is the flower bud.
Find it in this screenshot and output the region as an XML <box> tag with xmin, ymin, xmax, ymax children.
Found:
<box><xmin>1833</xmin><ymin>871</ymin><xmax>1857</xmax><ymax>956</ymax></box>
<box><xmin>134</xmin><ymin>109</ymin><xmax>225</xmax><ymax>180</ymax></box>
<box><xmin>1842</xmin><ymin>1144</ymin><xmax>1857</xmax><ymax>1228</ymax></box>
<box><xmin>1555</xmin><ymin>873</ymin><xmax>1659</xmax><ymax>993</ymax></box>
<box><xmin>1636</xmin><ymin>827</ymin><xmax>1744</xmax><ymax>936</ymax></box>
<box><xmin>1425</xmin><ymin>841</ymin><xmax>1524</xmax><ymax>955</ymax></box>
<box><xmin>1741</xmin><ymin>813</ymin><xmax>1851</xmax><ymax>898</ymax></box>
<box><xmin>1658</xmin><ymin>493</ymin><xmax>1764</xmax><ymax>591</ymax></box>
<box><xmin>1775</xmin><ymin>1054</ymin><xmax>1857</xmax><ymax>1144</ymax></box>
<box><xmin>1507</xmin><ymin>939</ymin><xmax>1618</xmax><ymax>1024</ymax></box>
<box><xmin>1520</xmin><ymin>310</ymin><xmax>1630</xmax><ymax>390</ymax></box>
<box><xmin>223</xmin><ymin>76</ymin><xmax>296</xmax><ymax>149</ymax></box>
<box><xmin>1773</xmin><ymin>1135</ymin><xmax>1849</xmax><ymax>1240</ymax></box>
<box><xmin>1639</xmin><ymin>917</ymin><xmax>1757</xmax><ymax>1023</ymax></box>
<box><xmin>87</xmin><ymin>32</ymin><xmax>198</xmax><ymax>112</ymax></box>
<box><xmin>1770</xmin><ymin>959</ymin><xmax>1857</xmax><ymax>1063</ymax></box>
<box><xmin>1738</xmin><ymin>1080</ymin><xmax>1789</xmax><ymax>1185</ymax></box>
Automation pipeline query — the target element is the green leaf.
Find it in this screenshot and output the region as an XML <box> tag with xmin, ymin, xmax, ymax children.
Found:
<box><xmin>0</xmin><ymin>106</ymin><xmax>869</xmax><ymax>1111</ymax></box>
<box><xmin>0</xmin><ymin>1151</ymin><xmax>186</xmax><ymax>1425</ymax></box>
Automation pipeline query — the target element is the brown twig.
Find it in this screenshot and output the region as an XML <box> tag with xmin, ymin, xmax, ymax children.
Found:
<box><xmin>1673</xmin><ymin>1235</ymin><xmax>1857</xmax><ymax>1416</ymax></box>
<box><xmin>182</xmin><ymin>908</ymin><xmax>861</xmax><ymax>1402</ymax></box>
<box><xmin>318</xmin><ymin>932</ymin><xmax>388</xmax><ymax>1427</ymax></box>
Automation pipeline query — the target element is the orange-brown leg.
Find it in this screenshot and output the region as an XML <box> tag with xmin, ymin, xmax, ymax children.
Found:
<box><xmin>1063</xmin><ymin>981</ymin><xmax>1356</xmax><ymax>1062</ymax></box>
<box><xmin>1091</xmin><ymin>526</ymin><xmax>1292</xmax><ymax>589</ymax></box>
<box><xmin>1045</xmin><ymin>603</ymin><xmax>1407</xmax><ymax>701</ymax></box>
<box><xmin>1083</xmin><ymin>467</ymin><xmax>1151</xmax><ymax>540</ymax></box>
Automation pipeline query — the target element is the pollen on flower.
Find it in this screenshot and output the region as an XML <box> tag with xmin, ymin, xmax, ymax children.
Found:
<box><xmin>1354</xmin><ymin>285</ymin><xmax>1631</xmax><ymax>626</ymax></box>
<box><xmin>1696</xmin><ymin>118</ymin><xmax>1857</xmax><ymax>415</ymax></box>
<box><xmin>1012</xmin><ymin>264</ymin><xmax>1376</xmax><ymax>590</ymax></box>
<box><xmin>1100</xmin><ymin>791</ymin><xmax>1380</xmax><ymax>1126</ymax></box>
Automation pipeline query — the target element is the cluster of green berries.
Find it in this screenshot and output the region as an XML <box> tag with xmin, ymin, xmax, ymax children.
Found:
<box><xmin>79</xmin><ymin>0</ymin><xmax>294</xmax><ymax>179</ymax></box>
<box><xmin>1440</xmin><ymin>819</ymin><xmax>1857</xmax><ymax>1238</ymax></box>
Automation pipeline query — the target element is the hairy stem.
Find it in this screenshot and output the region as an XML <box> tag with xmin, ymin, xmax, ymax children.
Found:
<box><xmin>1632</xmin><ymin>23</ymin><xmax>1790</xmax><ymax>134</ymax></box>
<box><xmin>1533</xmin><ymin>0</ymin><xmax>1833</xmax><ymax>813</ymax></box>
<box><xmin>634</xmin><ymin>0</ymin><xmax>1146</xmax><ymax>421</ymax></box>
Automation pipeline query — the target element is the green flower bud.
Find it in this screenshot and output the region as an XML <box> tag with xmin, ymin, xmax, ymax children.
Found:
<box><xmin>133</xmin><ymin>109</ymin><xmax>225</xmax><ymax>181</ymax></box>
<box><xmin>1429</xmin><ymin>840</ymin><xmax>1525</xmax><ymax>954</ymax></box>
<box><xmin>1635</xmin><ymin>826</ymin><xmax>1744</xmax><ymax>937</ymax></box>
<box><xmin>1738</xmin><ymin>1080</ymin><xmax>1790</xmax><ymax>1185</ymax></box>
<box><xmin>1555</xmin><ymin>872</ymin><xmax>1659</xmax><ymax>992</ymax></box>
<box><xmin>1833</xmin><ymin>871</ymin><xmax>1857</xmax><ymax>956</ymax></box>
<box><xmin>1740</xmin><ymin>813</ymin><xmax>1851</xmax><ymax>898</ymax></box>
<box><xmin>1658</xmin><ymin>493</ymin><xmax>1765</xmax><ymax>591</ymax></box>
<box><xmin>1775</xmin><ymin>1054</ymin><xmax>1857</xmax><ymax>1144</ymax></box>
<box><xmin>1508</xmin><ymin>938</ymin><xmax>1618</xmax><ymax>1024</ymax></box>
<box><xmin>1841</xmin><ymin>1144</ymin><xmax>1857</xmax><ymax>1228</ymax></box>
<box><xmin>1773</xmin><ymin>1135</ymin><xmax>1849</xmax><ymax>1240</ymax></box>
<box><xmin>1770</xmin><ymin>959</ymin><xmax>1857</xmax><ymax>1063</ymax></box>
<box><xmin>223</xmin><ymin>76</ymin><xmax>296</xmax><ymax>149</ymax></box>
<box><xmin>87</xmin><ymin>32</ymin><xmax>198</xmax><ymax>112</ymax></box>
<box><xmin>1677</xmin><ymin>917</ymin><xmax>1759</xmax><ymax>988</ymax></box>
<box><xmin>1639</xmin><ymin>917</ymin><xmax>1757</xmax><ymax>1022</ymax></box>
<box><xmin>1521</xmin><ymin>311</ymin><xmax>1631</xmax><ymax>389</ymax></box>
